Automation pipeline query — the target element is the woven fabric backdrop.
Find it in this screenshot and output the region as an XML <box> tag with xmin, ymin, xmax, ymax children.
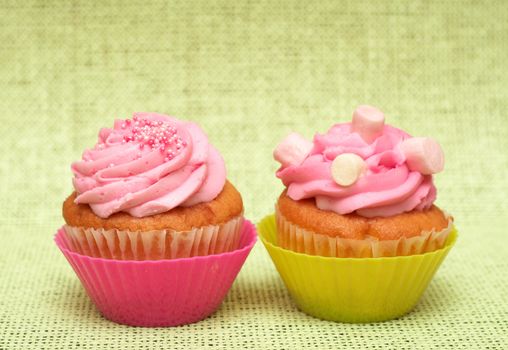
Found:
<box><xmin>1</xmin><ymin>1</ymin><xmax>507</xmax><ymax>349</ymax></box>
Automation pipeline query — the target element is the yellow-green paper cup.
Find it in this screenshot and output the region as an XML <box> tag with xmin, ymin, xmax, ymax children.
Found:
<box><xmin>257</xmin><ymin>214</ymin><xmax>457</xmax><ymax>323</ymax></box>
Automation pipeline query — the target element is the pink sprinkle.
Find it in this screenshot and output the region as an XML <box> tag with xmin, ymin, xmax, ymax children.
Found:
<box><xmin>119</xmin><ymin>116</ymin><xmax>188</xmax><ymax>162</ymax></box>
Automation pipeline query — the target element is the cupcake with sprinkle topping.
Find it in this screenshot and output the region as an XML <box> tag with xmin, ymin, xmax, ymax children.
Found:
<box><xmin>62</xmin><ymin>112</ymin><xmax>244</xmax><ymax>260</ymax></box>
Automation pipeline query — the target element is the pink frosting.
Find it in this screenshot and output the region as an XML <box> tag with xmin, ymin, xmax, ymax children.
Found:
<box><xmin>276</xmin><ymin>123</ymin><xmax>438</xmax><ymax>218</ymax></box>
<box><xmin>71</xmin><ymin>113</ymin><xmax>226</xmax><ymax>218</ymax></box>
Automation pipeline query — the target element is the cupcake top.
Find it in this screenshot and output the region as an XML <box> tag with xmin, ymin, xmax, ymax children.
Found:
<box><xmin>71</xmin><ymin>113</ymin><xmax>226</xmax><ymax>218</ymax></box>
<box><xmin>274</xmin><ymin>106</ymin><xmax>445</xmax><ymax>218</ymax></box>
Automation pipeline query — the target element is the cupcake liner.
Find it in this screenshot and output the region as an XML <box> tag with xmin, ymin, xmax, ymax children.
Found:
<box><xmin>276</xmin><ymin>206</ymin><xmax>453</xmax><ymax>258</ymax></box>
<box><xmin>258</xmin><ymin>214</ymin><xmax>457</xmax><ymax>323</ymax></box>
<box><xmin>55</xmin><ymin>220</ymin><xmax>257</xmax><ymax>327</ymax></box>
<box><xmin>63</xmin><ymin>215</ymin><xmax>244</xmax><ymax>260</ymax></box>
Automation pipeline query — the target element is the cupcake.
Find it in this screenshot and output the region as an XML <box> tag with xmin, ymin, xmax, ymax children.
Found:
<box><xmin>258</xmin><ymin>105</ymin><xmax>456</xmax><ymax>322</ymax></box>
<box><xmin>274</xmin><ymin>105</ymin><xmax>452</xmax><ymax>257</ymax></box>
<box><xmin>62</xmin><ymin>112</ymin><xmax>244</xmax><ymax>260</ymax></box>
<box><xmin>56</xmin><ymin>112</ymin><xmax>257</xmax><ymax>326</ymax></box>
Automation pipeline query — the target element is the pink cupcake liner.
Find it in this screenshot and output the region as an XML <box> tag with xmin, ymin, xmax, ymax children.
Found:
<box><xmin>63</xmin><ymin>215</ymin><xmax>244</xmax><ymax>260</ymax></box>
<box><xmin>55</xmin><ymin>220</ymin><xmax>257</xmax><ymax>327</ymax></box>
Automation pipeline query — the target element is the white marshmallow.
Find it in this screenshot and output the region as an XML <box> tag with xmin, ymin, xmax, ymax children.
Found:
<box><xmin>400</xmin><ymin>137</ymin><xmax>444</xmax><ymax>175</ymax></box>
<box><xmin>273</xmin><ymin>132</ymin><xmax>313</xmax><ymax>167</ymax></box>
<box><xmin>351</xmin><ymin>105</ymin><xmax>385</xmax><ymax>143</ymax></box>
<box><xmin>331</xmin><ymin>153</ymin><xmax>366</xmax><ymax>186</ymax></box>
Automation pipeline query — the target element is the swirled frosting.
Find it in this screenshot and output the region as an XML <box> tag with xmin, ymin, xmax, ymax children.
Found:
<box><xmin>71</xmin><ymin>113</ymin><xmax>226</xmax><ymax>218</ymax></box>
<box><xmin>275</xmin><ymin>107</ymin><xmax>444</xmax><ymax>218</ymax></box>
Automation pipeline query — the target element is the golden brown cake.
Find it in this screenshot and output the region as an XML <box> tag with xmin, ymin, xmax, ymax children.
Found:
<box><xmin>63</xmin><ymin>180</ymin><xmax>243</xmax><ymax>232</ymax></box>
<box><xmin>277</xmin><ymin>190</ymin><xmax>448</xmax><ymax>240</ymax></box>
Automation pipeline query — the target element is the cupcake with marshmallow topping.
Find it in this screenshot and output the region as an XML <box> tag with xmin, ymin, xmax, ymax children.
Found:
<box><xmin>62</xmin><ymin>112</ymin><xmax>244</xmax><ymax>260</ymax></box>
<box><xmin>273</xmin><ymin>106</ymin><xmax>453</xmax><ymax>258</ymax></box>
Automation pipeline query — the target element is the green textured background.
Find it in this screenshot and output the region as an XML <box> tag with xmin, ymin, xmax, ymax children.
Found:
<box><xmin>1</xmin><ymin>1</ymin><xmax>507</xmax><ymax>349</ymax></box>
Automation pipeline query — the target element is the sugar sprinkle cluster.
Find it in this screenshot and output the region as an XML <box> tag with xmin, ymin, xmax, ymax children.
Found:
<box><xmin>120</xmin><ymin>116</ymin><xmax>188</xmax><ymax>162</ymax></box>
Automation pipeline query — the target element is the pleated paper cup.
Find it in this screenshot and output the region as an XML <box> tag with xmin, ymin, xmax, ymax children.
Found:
<box><xmin>63</xmin><ymin>215</ymin><xmax>244</xmax><ymax>260</ymax></box>
<box><xmin>55</xmin><ymin>220</ymin><xmax>257</xmax><ymax>327</ymax></box>
<box><xmin>258</xmin><ymin>214</ymin><xmax>457</xmax><ymax>323</ymax></box>
<box><xmin>276</xmin><ymin>207</ymin><xmax>453</xmax><ymax>258</ymax></box>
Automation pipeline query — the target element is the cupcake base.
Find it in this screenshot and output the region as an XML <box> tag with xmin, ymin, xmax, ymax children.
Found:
<box><xmin>258</xmin><ymin>214</ymin><xmax>457</xmax><ymax>323</ymax></box>
<box><xmin>276</xmin><ymin>206</ymin><xmax>452</xmax><ymax>258</ymax></box>
<box><xmin>55</xmin><ymin>220</ymin><xmax>257</xmax><ymax>327</ymax></box>
<box><xmin>63</xmin><ymin>215</ymin><xmax>243</xmax><ymax>260</ymax></box>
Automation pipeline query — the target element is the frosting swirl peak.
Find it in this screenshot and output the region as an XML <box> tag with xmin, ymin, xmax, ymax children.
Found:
<box><xmin>274</xmin><ymin>106</ymin><xmax>444</xmax><ymax>218</ymax></box>
<box><xmin>72</xmin><ymin>113</ymin><xmax>226</xmax><ymax>218</ymax></box>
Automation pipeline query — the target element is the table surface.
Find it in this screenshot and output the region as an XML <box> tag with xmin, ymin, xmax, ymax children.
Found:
<box><xmin>1</xmin><ymin>1</ymin><xmax>507</xmax><ymax>349</ymax></box>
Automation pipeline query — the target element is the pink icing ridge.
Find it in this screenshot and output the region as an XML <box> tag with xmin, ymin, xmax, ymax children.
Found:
<box><xmin>276</xmin><ymin>123</ymin><xmax>437</xmax><ymax>218</ymax></box>
<box><xmin>72</xmin><ymin>113</ymin><xmax>226</xmax><ymax>218</ymax></box>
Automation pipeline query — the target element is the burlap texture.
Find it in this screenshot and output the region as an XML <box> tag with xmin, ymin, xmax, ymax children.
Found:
<box><xmin>0</xmin><ymin>1</ymin><xmax>507</xmax><ymax>349</ymax></box>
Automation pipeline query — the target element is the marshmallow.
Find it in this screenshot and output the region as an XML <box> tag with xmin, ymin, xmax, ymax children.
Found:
<box><xmin>331</xmin><ymin>153</ymin><xmax>366</xmax><ymax>186</ymax></box>
<box><xmin>351</xmin><ymin>105</ymin><xmax>385</xmax><ymax>143</ymax></box>
<box><xmin>400</xmin><ymin>137</ymin><xmax>444</xmax><ymax>175</ymax></box>
<box><xmin>273</xmin><ymin>132</ymin><xmax>313</xmax><ymax>167</ymax></box>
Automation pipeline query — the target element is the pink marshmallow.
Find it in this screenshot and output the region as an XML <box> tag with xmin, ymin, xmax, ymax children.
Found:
<box><xmin>400</xmin><ymin>137</ymin><xmax>444</xmax><ymax>175</ymax></box>
<box><xmin>273</xmin><ymin>132</ymin><xmax>313</xmax><ymax>168</ymax></box>
<box><xmin>351</xmin><ymin>105</ymin><xmax>385</xmax><ymax>143</ymax></box>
